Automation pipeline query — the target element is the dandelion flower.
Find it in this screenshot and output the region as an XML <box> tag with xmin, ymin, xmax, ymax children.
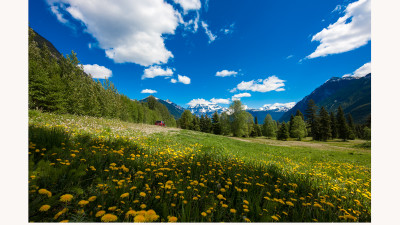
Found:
<box><xmin>101</xmin><ymin>213</ymin><xmax>118</xmax><ymax>222</ymax></box>
<box><xmin>271</xmin><ymin>215</ymin><xmax>279</xmax><ymax>221</ymax></box>
<box><xmin>140</xmin><ymin>204</ymin><xmax>147</xmax><ymax>209</ymax></box>
<box><xmin>60</xmin><ymin>220</ymin><xmax>69</xmax><ymax>223</ymax></box>
<box><xmin>140</xmin><ymin>192</ymin><xmax>146</xmax><ymax>197</ymax></box>
<box><xmin>95</xmin><ymin>210</ymin><xmax>106</xmax><ymax>217</ymax></box>
<box><xmin>243</xmin><ymin>200</ymin><xmax>249</xmax><ymax>205</ymax></box>
<box><xmin>108</xmin><ymin>206</ymin><xmax>117</xmax><ymax>211</ymax></box>
<box><xmin>60</xmin><ymin>194</ymin><xmax>73</xmax><ymax>202</ymax></box>
<box><xmin>88</xmin><ymin>196</ymin><xmax>97</xmax><ymax>202</ymax></box>
<box><xmin>201</xmin><ymin>212</ymin><xmax>207</xmax><ymax>217</ymax></box>
<box><xmin>222</xmin><ymin>204</ymin><xmax>228</xmax><ymax>208</ymax></box>
<box><xmin>168</xmin><ymin>216</ymin><xmax>178</xmax><ymax>222</ymax></box>
<box><xmin>155</xmin><ymin>196</ymin><xmax>161</xmax><ymax>199</ymax></box>
<box><xmin>230</xmin><ymin>209</ymin><xmax>237</xmax><ymax>214</ymax></box>
<box><xmin>120</xmin><ymin>193</ymin><xmax>129</xmax><ymax>198</ymax></box>
<box><xmin>286</xmin><ymin>201</ymin><xmax>294</xmax><ymax>207</ymax></box>
<box><xmin>78</xmin><ymin>200</ymin><xmax>89</xmax><ymax>207</ymax></box>
<box><xmin>134</xmin><ymin>215</ymin><xmax>146</xmax><ymax>222</ymax></box>
<box><xmin>39</xmin><ymin>205</ymin><xmax>51</xmax><ymax>212</ymax></box>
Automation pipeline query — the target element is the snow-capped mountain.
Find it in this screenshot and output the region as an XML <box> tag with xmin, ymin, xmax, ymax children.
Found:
<box><xmin>257</xmin><ymin>102</ymin><xmax>296</xmax><ymax>112</ymax></box>
<box><xmin>187</xmin><ymin>104</ymin><xmax>228</xmax><ymax>117</ymax></box>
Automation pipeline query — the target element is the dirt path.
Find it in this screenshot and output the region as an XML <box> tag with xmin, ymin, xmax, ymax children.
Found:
<box><xmin>126</xmin><ymin>124</ymin><xmax>180</xmax><ymax>135</ymax></box>
<box><xmin>229</xmin><ymin>137</ymin><xmax>364</xmax><ymax>151</ymax></box>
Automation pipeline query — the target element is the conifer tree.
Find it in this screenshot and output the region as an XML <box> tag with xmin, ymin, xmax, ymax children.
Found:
<box><xmin>305</xmin><ymin>99</ymin><xmax>321</xmax><ymax>140</ymax></box>
<box><xmin>254</xmin><ymin>116</ymin><xmax>262</xmax><ymax>136</ymax></box>
<box><xmin>205</xmin><ymin>114</ymin><xmax>213</xmax><ymax>133</ymax></box>
<box><xmin>179</xmin><ymin>110</ymin><xmax>193</xmax><ymax>129</ymax></box>
<box><xmin>277</xmin><ymin>122</ymin><xmax>290</xmax><ymax>141</ymax></box>
<box><xmin>347</xmin><ymin>114</ymin><xmax>356</xmax><ymax>140</ymax></box>
<box><xmin>295</xmin><ymin>109</ymin><xmax>304</xmax><ymax>121</ymax></box>
<box><xmin>330</xmin><ymin>112</ymin><xmax>337</xmax><ymax>139</ymax></box>
<box><xmin>289</xmin><ymin>114</ymin><xmax>295</xmax><ymax>137</ymax></box>
<box><xmin>212</xmin><ymin>112</ymin><xmax>222</xmax><ymax>135</ymax></box>
<box><xmin>319</xmin><ymin>106</ymin><xmax>331</xmax><ymax>141</ymax></box>
<box><xmin>191</xmin><ymin>115</ymin><xmax>200</xmax><ymax>131</ymax></box>
<box><xmin>336</xmin><ymin>106</ymin><xmax>349</xmax><ymax>141</ymax></box>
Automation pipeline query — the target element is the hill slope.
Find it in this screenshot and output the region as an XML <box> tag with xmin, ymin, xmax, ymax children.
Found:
<box><xmin>280</xmin><ymin>74</ymin><xmax>371</xmax><ymax>123</ymax></box>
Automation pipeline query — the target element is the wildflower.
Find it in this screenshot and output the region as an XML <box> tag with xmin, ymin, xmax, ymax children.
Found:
<box><xmin>193</xmin><ymin>197</ymin><xmax>198</xmax><ymax>200</ymax></box>
<box><xmin>39</xmin><ymin>205</ymin><xmax>51</xmax><ymax>212</ymax></box>
<box><xmin>125</xmin><ymin>210</ymin><xmax>137</xmax><ymax>218</ymax></box>
<box><xmin>88</xmin><ymin>196</ymin><xmax>97</xmax><ymax>202</ymax></box>
<box><xmin>245</xmin><ymin>218</ymin><xmax>251</xmax><ymax>222</ymax></box>
<box><xmin>222</xmin><ymin>204</ymin><xmax>228</xmax><ymax>208</ymax></box>
<box><xmin>140</xmin><ymin>192</ymin><xmax>146</xmax><ymax>197</ymax></box>
<box><xmin>230</xmin><ymin>209</ymin><xmax>237</xmax><ymax>214</ymax></box>
<box><xmin>286</xmin><ymin>201</ymin><xmax>294</xmax><ymax>207</ymax></box>
<box><xmin>183</xmin><ymin>200</ymin><xmax>188</xmax><ymax>204</ymax></box>
<box><xmin>168</xmin><ymin>216</ymin><xmax>178</xmax><ymax>222</ymax></box>
<box><xmin>171</xmin><ymin>203</ymin><xmax>176</xmax><ymax>207</ymax></box>
<box><xmin>38</xmin><ymin>189</ymin><xmax>52</xmax><ymax>197</ymax></box>
<box><xmin>78</xmin><ymin>200</ymin><xmax>89</xmax><ymax>207</ymax></box>
<box><xmin>134</xmin><ymin>215</ymin><xmax>146</xmax><ymax>222</ymax></box>
<box><xmin>201</xmin><ymin>212</ymin><xmax>207</xmax><ymax>217</ymax></box>
<box><xmin>120</xmin><ymin>193</ymin><xmax>129</xmax><ymax>198</ymax></box>
<box><xmin>243</xmin><ymin>200</ymin><xmax>249</xmax><ymax>205</ymax></box>
<box><xmin>220</xmin><ymin>188</ymin><xmax>226</xmax><ymax>192</ymax></box>
<box><xmin>108</xmin><ymin>206</ymin><xmax>117</xmax><ymax>211</ymax></box>
<box><xmin>271</xmin><ymin>215</ymin><xmax>279</xmax><ymax>221</ymax></box>
<box><xmin>140</xmin><ymin>204</ymin><xmax>147</xmax><ymax>209</ymax></box>
<box><xmin>95</xmin><ymin>210</ymin><xmax>106</xmax><ymax>217</ymax></box>
<box><xmin>244</xmin><ymin>209</ymin><xmax>250</xmax><ymax>212</ymax></box>
<box><xmin>217</xmin><ymin>194</ymin><xmax>225</xmax><ymax>200</ymax></box>
<box><xmin>54</xmin><ymin>208</ymin><xmax>68</xmax><ymax>220</ymax></box>
<box><xmin>60</xmin><ymin>194</ymin><xmax>73</xmax><ymax>202</ymax></box>
<box><xmin>155</xmin><ymin>195</ymin><xmax>161</xmax><ymax>199</ymax></box>
<box><xmin>101</xmin><ymin>214</ymin><xmax>118</xmax><ymax>222</ymax></box>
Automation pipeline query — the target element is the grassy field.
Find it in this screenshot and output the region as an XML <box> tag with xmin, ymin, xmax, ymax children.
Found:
<box><xmin>28</xmin><ymin>111</ymin><xmax>371</xmax><ymax>222</ymax></box>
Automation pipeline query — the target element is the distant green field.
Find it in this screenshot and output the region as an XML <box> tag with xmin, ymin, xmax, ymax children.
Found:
<box><xmin>29</xmin><ymin>111</ymin><xmax>371</xmax><ymax>222</ymax></box>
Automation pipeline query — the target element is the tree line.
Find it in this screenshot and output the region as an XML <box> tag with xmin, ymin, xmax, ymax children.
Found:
<box><xmin>177</xmin><ymin>99</ymin><xmax>371</xmax><ymax>141</ymax></box>
<box><xmin>29</xmin><ymin>28</ymin><xmax>176</xmax><ymax>127</ymax></box>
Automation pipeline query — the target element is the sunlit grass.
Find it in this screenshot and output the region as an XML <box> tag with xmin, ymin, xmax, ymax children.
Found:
<box><xmin>29</xmin><ymin>111</ymin><xmax>370</xmax><ymax>222</ymax></box>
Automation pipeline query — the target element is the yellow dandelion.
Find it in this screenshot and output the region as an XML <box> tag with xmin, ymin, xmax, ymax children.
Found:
<box><xmin>193</xmin><ymin>197</ymin><xmax>198</xmax><ymax>200</ymax></box>
<box><xmin>108</xmin><ymin>206</ymin><xmax>117</xmax><ymax>211</ymax></box>
<box><xmin>222</xmin><ymin>204</ymin><xmax>228</xmax><ymax>208</ymax></box>
<box><xmin>243</xmin><ymin>189</ymin><xmax>248</xmax><ymax>193</ymax></box>
<box><xmin>243</xmin><ymin>200</ymin><xmax>249</xmax><ymax>205</ymax></box>
<box><xmin>60</xmin><ymin>220</ymin><xmax>69</xmax><ymax>223</ymax></box>
<box><xmin>95</xmin><ymin>210</ymin><xmax>106</xmax><ymax>217</ymax></box>
<box><xmin>88</xmin><ymin>196</ymin><xmax>97</xmax><ymax>202</ymax></box>
<box><xmin>271</xmin><ymin>215</ymin><xmax>279</xmax><ymax>221</ymax></box>
<box><xmin>244</xmin><ymin>208</ymin><xmax>250</xmax><ymax>213</ymax></box>
<box><xmin>39</xmin><ymin>205</ymin><xmax>51</xmax><ymax>212</ymax></box>
<box><xmin>286</xmin><ymin>201</ymin><xmax>294</xmax><ymax>207</ymax></box>
<box><xmin>245</xmin><ymin>218</ymin><xmax>251</xmax><ymax>222</ymax></box>
<box><xmin>140</xmin><ymin>192</ymin><xmax>146</xmax><ymax>197</ymax></box>
<box><xmin>78</xmin><ymin>200</ymin><xmax>89</xmax><ymax>207</ymax></box>
<box><xmin>101</xmin><ymin>213</ymin><xmax>118</xmax><ymax>222</ymax></box>
<box><xmin>201</xmin><ymin>212</ymin><xmax>207</xmax><ymax>217</ymax></box>
<box><xmin>120</xmin><ymin>193</ymin><xmax>129</xmax><ymax>198</ymax></box>
<box><xmin>155</xmin><ymin>195</ymin><xmax>161</xmax><ymax>199</ymax></box>
<box><xmin>59</xmin><ymin>194</ymin><xmax>73</xmax><ymax>202</ymax></box>
<box><xmin>230</xmin><ymin>209</ymin><xmax>236</xmax><ymax>214</ymax></box>
<box><xmin>125</xmin><ymin>210</ymin><xmax>137</xmax><ymax>218</ymax></box>
<box><xmin>217</xmin><ymin>194</ymin><xmax>225</xmax><ymax>200</ymax></box>
<box><xmin>134</xmin><ymin>215</ymin><xmax>146</xmax><ymax>222</ymax></box>
<box><xmin>140</xmin><ymin>204</ymin><xmax>147</xmax><ymax>209</ymax></box>
<box><xmin>168</xmin><ymin>216</ymin><xmax>178</xmax><ymax>222</ymax></box>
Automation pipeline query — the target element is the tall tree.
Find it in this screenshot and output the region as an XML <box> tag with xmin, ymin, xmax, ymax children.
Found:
<box><xmin>319</xmin><ymin>106</ymin><xmax>331</xmax><ymax>141</ymax></box>
<box><xmin>305</xmin><ymin>99</ymin><xmax>320</xmax><ymax>140</ymax></box>
<box><xmin>330</xmin><ymin>112</ymin><xmax>337</xmax><ymax>139</ymax></box>
<box><xmin>262</xmin><ymin>114</ymin><xmax>277</xmax><ymax>138</ymax></box>
<box><xmin>336</xmin><ymin>106</ymin><xmax>349</xmax><ymax>141</ymax></box>
<box><xmin>230</xmin><ymin>100</ymin><xmax>249</xmax><ymax>137</ymax></box>
<box><xmin>289</xmin><ymin>114</ymin><xmax>295</xmax><ymax>137</ymax></box>
<box><xmin>290</xmin><ymin>116</ymin><xmax>307</xmax><ymax>140</ymax></box>
<box><xmin>179</xmin><ymin>110</ymin><xmax>193</xmax><ymax>129</ymax></box>
<box><xmin>254</xmin><ymin>116</ymin><xmax>262</xmax><ymax>136</ymax></box>
<box><xmin>347</xmin><ymin>114</ymin><xmax>356</xmax><ymax>140</ymax></box>
<box><xmin>220</xmin><ymin>112</ymin><xmax>231</xmax><ymax>135</ymax></box>
<box><xmin>277</xmin><ymin>122</ymin><xmax>290</xmax><ymax>141</ymax></box>
<box><xmin>212</xmin><ymin>112</ymin><xmax>222</xmax><ymax>135</ymax></box>
<box><xmin>295</xmin><ymin>109</ymin><xmax>304</xmax><ymax>121</ymax></box>
<box><xmin>204</xmin><ymin>114</ymin><xmax>212</xmax><ymax>133</ymax></box>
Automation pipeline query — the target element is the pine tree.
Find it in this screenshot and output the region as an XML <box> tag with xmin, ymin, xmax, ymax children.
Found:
<box><xmin>277</xmin><ymin>122</ymin><xmax>289</xmax><ymax>141</ymax></box>
<box><xmin>254</xmin><ymin>116</ymin><xmax>262</xmax><ymax>136</ymax></box>
<box><xmin>199</xmin><ymin>115</ymin><xmax>206</xmax><ymax>132</ymax></box>
<box><xmin>347</xmin><ymin>114</ymin><xmax>356</xmax><ymax>140</ymax></box>
<box><xmin>205</xmin><ymin>115</ymin><xmax>212</xmax><ymax>133</ymax></box>
<box><xmin>212</xmin><ymin>112</ymin><xmax>222</xmax><ymax>135</ymax></box>
<box><xmin>289</xmin><ymin>114</ymin><xmax>295</xmax><ymax>137</ymax></box>
<box><xmin>295</xmin><ymin>109</ymin><xmax>304</xmax><ymax>121</ymax></box>
<box><xmin>330</xmin><ymin>112</ymin><xmax>337</xmax><ymax>139</ymax></box>
<box><xmin>290</xmin><ymin>116</ymin><xmax>307</xmax><ymax>140</ymax></box>
<box><xmin>191</xmin><ymin>116</ymin><xmax>200</xmax><ymax>131</ymax></box>
<box><xmin>336</xmin><ymin>106</ymin><xmax>349</xmax><ymax>141</ymax></box>
<box><xmin>179</xmin><ymin>110</ymin><xmax>193</xmax><ymax>129</ymax></box>
<box><xmin>319</xmin><ymin>106</ymin><xmax>331</xmax><ymax>141</ymax></box>
<box><xmin>262</xmin><ymin>114</ymin><xmax>277</xmax><ymax>138</ymax></box>
<box><xmin>305</xmin><ymin>99</ymin><xmax>320</xmax><ymax>140</ymax></box>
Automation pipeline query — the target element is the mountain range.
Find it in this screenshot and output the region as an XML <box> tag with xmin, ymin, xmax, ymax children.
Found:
<box><xmin>280</xmin><ymin>74</ymin><xmax>371</xmax><ymax>123</ymax></box>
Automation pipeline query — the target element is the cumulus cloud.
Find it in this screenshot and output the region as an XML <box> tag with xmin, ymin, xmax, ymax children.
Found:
<box><xmin>201</xmin><ymin>21</ymin><xmax>217</xmax><ymax>43</ymax></box>
<box><xmin>232</xmin><ymin>93</ymin><xmax>251</xmax><ymax>100</ymax></box>
<box><xmin>210</xmin><ymin>98</ymin><xmax>231</xmax><ymax>104</ymax></box>
<box><xmin>170</xmin><ymin>78</ymin><xmax>177</xmax><ymax>83</ymax></box>
<box><xmin>142</xmin><ymin>66</ymin><xmax>173</xmax><ymax>79</ymax></box>
<box><xmin>216</xmin><ymin>70</ymin><xmax>238</xmax><ymax>77</ymax></box>
<box><xmin>141</xmin><ymin>89</ymin><xmax>157</xmax><ymax>94</ymax></box>
<box><xmin>50</xmin><ymin>5</ymin><xmax>68</xmax><ymax>23</ymax></box>
<box><xmin>177</xmin><ymin>75</ymin><xmax>191</xmax><ymax>84</ymax></box>
<box><xmin>235</xmin><ymin>76</ymin><xmax>286</xmax><ymax>93</ymax></box>
<box><xmin>173</xmin><ymin>0</ymin><xmax>201</xmax><ymax>13</ymax></box>
<box><xmin>47</xmin><ymin>0</ymin><xmax>180</xmax><ymax>66</ymax></box>
<box><xmin>343</xmin><ymin>62</ymin><xmax>371</xmax><ymax>78</ymax></box>
<box><xmin>82</xmin><ymin>64</ymin><xmax>112</xmax><ymax>79</ymax></box>
<box><xmin>286</xmin><ymin>55</ymin><xmax>294</xmax><ymax>59</ymax></box>
<box><xmin>307</xmin><ymin>0</ymin><xmax>371</xmax><ymax>59</ymax></box>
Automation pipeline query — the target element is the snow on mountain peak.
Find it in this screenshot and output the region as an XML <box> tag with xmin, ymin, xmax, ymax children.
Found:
<box><xmin>259</xmin><ymin>102</ymin><xmax>296</xmax><ymax>112</ymax></box>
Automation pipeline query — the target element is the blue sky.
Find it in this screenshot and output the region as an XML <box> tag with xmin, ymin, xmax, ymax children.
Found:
<box><xmin>29</xmin><ymin>0</ymin><xmax>371</xmax><ymax>109</ymax></box>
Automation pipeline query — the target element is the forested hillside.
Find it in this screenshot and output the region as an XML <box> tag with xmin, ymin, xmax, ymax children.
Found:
<box><xmin>28</xmin><ymin>28</ymin><xmax>176</xmax><ymax>127</ymax></box>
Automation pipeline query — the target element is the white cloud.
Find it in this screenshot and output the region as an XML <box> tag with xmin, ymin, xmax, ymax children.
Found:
<box><xmin>232</xmin><ymin>93</ymin><xmax>251</xmax><ymax>100</ymax></box>
<box><xmin>201</xmin><ymin>21</ymin><xmax>217</xmax><ymax>43</ymax></box>
<box><xmin>47</xmin><ymin>0</ymin><xmax>180</xmax><ymax>66</ymax></box>
<box><xmin>307</xmin><ymin>0</ymin><xmax>371</xmax><ymax>59</ymax></box>
<box><xmin>182</xmin><ymin>12</ymin><xmax>200</xmax><ymax>32</ymax></box>
<box><xmin>177</xmin><ymin>75</ymin><xmax>191</xmax><ymax>84</ymax></box>
<box><xmin>141</xmin><ymin>89</ymin><xmax>157</xmax><ymax>94</ymax></box>
<box><xmin>170</xmin><ymin>78</ymin><xmax>177</xmax><ymax>83</ymax></box>
<box><xmin>221</xmin><ymin>23</ymin><xmax>235</xmax><ymax>35</ymax></box>
<box><xmin>235</xmin><ymin>76</ymin><xmax>286</xmax><ymax>93</ymax></box>
<box><xmin>173</xmin><ymin>0</ymin><xmax>201</xmax><ymax>13</ymax></box>
<box><xmin>187</xmin><ymin>98</ymin><xmax>213</xmax><ymax>107</ymax></box>
<box><xmin>210</xmin><ymin>98</ymin><xmax>230</xmax><ymax>104</ymax></box>
<box><xmin>216</xmin><ymin>70</ymin><xmax>238</xmax><ymax>77</ymax></box>
<box><xmin>82</xmin><ymin>64</ymin><xmax>112</xmax><ymax>79</ymax></box>
<box><xmin>343</xmin><ymin>62</ymin><xmax>371</xmax><ymax>78</ymax></box>
<box><xmin>286</xmin><ymin>55</ymin><xmax>294</xmax><ymax>59</ymax></box>
<box><xmin>50</xmin><ymin>5</ymin><xmax>68</xmax><ymax>23</ymax></box>
<box><xmin>142</xmin><ymin>66</ymin><xmax>173</xmax><ymax>79</ymax></box>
